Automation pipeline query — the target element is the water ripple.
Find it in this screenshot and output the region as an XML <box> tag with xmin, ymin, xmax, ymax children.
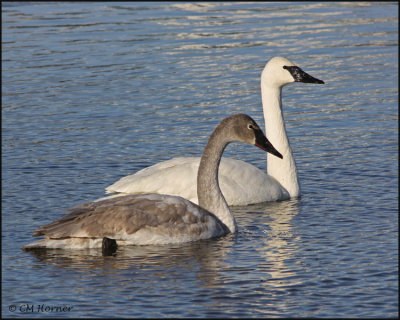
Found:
<box><xmin>2</xmin><ymin>1</ymin><xmax>398</xmax><ymax>318</ymax></box>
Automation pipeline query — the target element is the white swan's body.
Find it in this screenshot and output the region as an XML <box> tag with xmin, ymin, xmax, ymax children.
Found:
<box><xmin>107</xmin><ymin>157</ymin><xmax>288</xmax><ymax>205</ymax></box>
<box><xmin>106</xmin><ymin>57</ymin><xmax>324</xmax><ymax>205</ymax></box>
<box><xmin>23</xmin><ymin>114</ymin><xmax>282</xmax><ymax>250</ymax></box>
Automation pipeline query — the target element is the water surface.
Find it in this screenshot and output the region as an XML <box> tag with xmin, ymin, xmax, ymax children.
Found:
<box><xmin>2</xmin><ymin>2</ymin><xmax>398</xmax><ymax>318</ymax></box>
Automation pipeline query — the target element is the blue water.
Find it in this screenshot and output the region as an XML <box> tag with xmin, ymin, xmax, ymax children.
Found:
<box><xmin>2</xmin><ymin>2</ymin><xmax>398</xmax><ymax>318</ymax></box>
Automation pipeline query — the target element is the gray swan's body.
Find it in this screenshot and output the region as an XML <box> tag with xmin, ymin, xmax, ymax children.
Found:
<box><xmin>23</xmin><ymin>114</ymin><xmax>282</xmax><ymax>250</ymax></box>
<box><xmin>106</xmin><ymin>57</ymin><xmax>324</xmax><ymax>205</ymax></box>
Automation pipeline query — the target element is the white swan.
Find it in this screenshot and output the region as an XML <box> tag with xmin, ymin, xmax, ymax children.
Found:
<box><xmin>23</xmin><ymin>114</ymin><xmax>283</xmax><ymax>250</ymax></box>
<box><xmin>105</xmin><ymin>57</ymin><xmax>324</xmax><ymax>205</ymax></box>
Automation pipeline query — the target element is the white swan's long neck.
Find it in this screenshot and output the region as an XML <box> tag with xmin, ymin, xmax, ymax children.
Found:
<box><xmin>197</xmin><ymin>127</ymin><xmax>237</xmax><ymax>233</ymax></box>
<box><xmin>261</xmin><ymin>83</ymin><xmax>300</xmax><ymax>198</ymax></box>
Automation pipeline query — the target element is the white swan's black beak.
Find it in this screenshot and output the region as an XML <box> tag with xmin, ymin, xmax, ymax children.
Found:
<box><xmin>283</xmin><ymin>66</ymin><xmax>324</xmax><ymax>84</ymax></box>
<box><xmin>255</xmin><ymin>130</ymin><xmax>283</xmax><ymax>159</ymax></box>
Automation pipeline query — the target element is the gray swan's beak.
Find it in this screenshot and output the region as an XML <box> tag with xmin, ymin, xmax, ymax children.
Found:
<box><xmin>255</xmin><ymin>130</ymin><xmax>283</xmax><ymax>159</ymax></box>
<box><xmin>283</xmin><ymin>66</ymin><xmax>324</xmax><ymax>84</ymax></box>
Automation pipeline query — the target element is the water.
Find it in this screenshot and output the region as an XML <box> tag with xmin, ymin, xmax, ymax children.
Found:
<box><xmin>2</xmin><ymin>2</ymin><xmax>398</xmax><ymax>318</ymax></box>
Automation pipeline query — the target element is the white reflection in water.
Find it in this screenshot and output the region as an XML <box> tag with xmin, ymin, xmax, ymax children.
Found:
<box><xmin>234</xmin><ymin>199</ymin><xmax>301</xmax><ymax>289</ymax></box>
<box><xmin>258</xmin><ymin>200</ymin><xmax>300</xmax><ymax>286</ymax></box>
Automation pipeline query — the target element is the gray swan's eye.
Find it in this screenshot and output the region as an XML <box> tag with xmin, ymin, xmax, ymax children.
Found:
<box><xmin>248</xmin><ymin>124</ymin><xmax>254</xmax><ymax>130</ymax></box>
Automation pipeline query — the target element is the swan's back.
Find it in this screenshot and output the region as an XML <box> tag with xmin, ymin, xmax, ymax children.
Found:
<box><xmin>217</xmin><ymin>158</ymin><xmax>289</xmax><ymax>204</ymax></box>
<box><xmin>106</xmin><ymin>158</ymin><xmax>200</xmax><ymax>203</ymax></box>
<box><xmin>23</xmin><ymin>194</ymin><xmax>228</xmax><ymax>249</ymax></box>
<box><xmin>106</xmin><ymin>157</ymin><xmax>289</xmax><ymax>205</ymax></box>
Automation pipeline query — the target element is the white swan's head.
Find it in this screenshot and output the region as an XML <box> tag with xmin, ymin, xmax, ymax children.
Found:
<box><xmin>261</xmin><ymin>56</ymin><xmax>324</xmax><ymax>88</ymax></box>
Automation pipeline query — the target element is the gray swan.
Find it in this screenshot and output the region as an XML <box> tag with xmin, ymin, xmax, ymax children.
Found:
<box><xmin>23</xmin><ymin>114</ymin><xmax>282</xmax><ymax>250</ymax></box>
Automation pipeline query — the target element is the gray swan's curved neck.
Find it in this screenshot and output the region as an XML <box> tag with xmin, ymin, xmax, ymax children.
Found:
<box><xmin>197</xmin><ymin>124</ymin><xmax>236</xmax><ymax>233</ymax></box>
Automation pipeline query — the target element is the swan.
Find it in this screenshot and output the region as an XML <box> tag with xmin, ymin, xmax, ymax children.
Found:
<box><xmin>23</xmin><ymin>114</ymin><xmax>283</xmax><ymax>250</ymax></box>
<box><xmin>105</xmin><ymin>57</ymin><xmax>324</xmax><ymax>205</ymax></box>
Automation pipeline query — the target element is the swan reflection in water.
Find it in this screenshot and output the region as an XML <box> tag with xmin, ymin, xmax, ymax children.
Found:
<box><xmin>26</xmin><ymin>200</ymin><xmax>300</xmax><ymax>295</ymax></box>
<box><xmin>233</xmin><ymin>199</ymin><xmax>301</xmax><ymax>285</ymax></box>
<box><xmin>25</xmin><ymin>234</ymin><xmax>236</xmax><ymax>289</ymax></box>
